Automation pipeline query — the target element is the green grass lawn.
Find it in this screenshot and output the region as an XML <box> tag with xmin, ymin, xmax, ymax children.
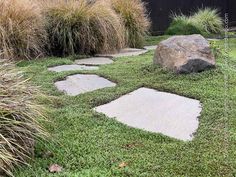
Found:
<box><xmin>14</xmin><ymin>37</ymin><xmax>236</xmax><ymax>176</ymax></box>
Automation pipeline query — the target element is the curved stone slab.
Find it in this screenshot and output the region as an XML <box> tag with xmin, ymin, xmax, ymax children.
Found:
<box><xmin>75</xmin><ymin>57</ymin><xmax>113</xmax><ymax>66</ymax></box>
<box><xmin>96</xmin><ymin>48</ymin><xmax>148</xmax><ymax>58</ymax></box>
<box><xmin>95</xmin><ymin>88</ymin><xmax>201</xmax><ymax>141</ymax></box>
<box><xmin>55</xmin><ymin>74</ymin><xmax>116</xmax><ymax>96</ymax></box>
<box><xmin>48</xmin><ymin>65</ymin><xmax>99</xmax><ymax>72</ymax></box>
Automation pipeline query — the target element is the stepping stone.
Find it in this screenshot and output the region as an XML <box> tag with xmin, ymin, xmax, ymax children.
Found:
<box><xmin>55</xmin><ymin>74</ymin><xmax>116</xmax><ymax>96</ymax></box>
<box><xmin>94</xmin><ymin>88</ymin><xmax>201</xmax><ymax>141</ymax></box>
<box><xmin>207</xmin><ymin>38</ymin><xmax>221</xmax><ymax>41</ymax></box>
<box><xmin>97</xmin><ymin>48</ymin><xmax>148</xmax><ymax>58</ymax></box>
<box><xmin>144</xmin><ymin>45</ymin><xmax>157</xmax><ymax>50</ymax></box>
<box><xmin>48</xmin><ymin>65</ymin><xmax>99</xmax><ymax>72</ymax></box>
<box><xmin>75</xmin><ymin>57</ymin><xmax>113</xmax><ymax>66</ymax></box>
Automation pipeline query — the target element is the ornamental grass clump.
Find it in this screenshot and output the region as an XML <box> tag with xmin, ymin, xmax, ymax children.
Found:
<box><xmin>0</xmin><ymin>0</ymin><xmax>47</xmax><ymax>60</ymax></box>
<box><xmin>0</xmin><ymin>60</ymin><xmax>47</xmax><ymax>176</ymax></box>
<box><xmin>166</xmin><ymin>8</ymin><xmax>223</xmax><ymax>36</ymax></box>
<box><xmin>165</xmin><ymin>13</ymin><xmax>204</xmax><ymax>35</ymax></box>
<box><xmin>191</xmin><ymin>8</ymin><xmax>223</xmax><ymax>34</ymax></box>
<box><xmin>111</xmin><ymin>0</ymin><xmax>150</xmax><ymax>48</ymax></box>
<box><xmin>42</xmin><ymin>0</ymin><xmax>125</xmax><ymax>56</ymax></box>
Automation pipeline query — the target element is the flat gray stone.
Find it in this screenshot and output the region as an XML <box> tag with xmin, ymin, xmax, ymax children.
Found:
<box><xmin>97</xmin><ymin>48</ymin><xmax>148</xmax><ymax>58</ymax></box>
<box><xmin>95</xmin><ymin>88</ymin><xmax>201</xmax><ymax>141</ymax></box>
<box><xmin>55</xmin><ymin>74</ymin><xmax>116</xmax><ymax>96</ymax></box>
<box><xmin>207</xmin><ymin>38</ymin><xmax>221</xmax><ymax>41</ymax></box>
<box><xmin>75</xmin><ymin>57</ymin><xmax>113</xmax><ymax>66</ymax></box>
<box><xmin>144</xmin><ymin>45</ymin><xmax>157</xmax><ymax>50</ymax></box>
<box><xmin>48</xmin><ymin>65</ymin><xmax>99</xmax><ymax>72</ymax></box>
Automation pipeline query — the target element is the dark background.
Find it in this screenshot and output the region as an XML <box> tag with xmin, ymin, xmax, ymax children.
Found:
<box><xmin>143</xmin><ymin>0</ymin><xmax>236</xmax><ymax>35</ymax></box>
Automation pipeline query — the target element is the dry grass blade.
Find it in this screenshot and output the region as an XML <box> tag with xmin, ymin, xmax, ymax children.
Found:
<box><xmin>111</xmin><ymin>0</ymin><xmax>150</xmax><ymax>48</ymax></box>
<box><xmin>0</xmin><ymin>0</ymin><xmax>47</xmax><ymax>60</ymax></box>
<box><xmin>0</xmin><ymin>60</ymin><xmax>47</xmax><ymax>176</ymax></box>
<box><xmin>89</xmin><ymin>0</ymin><xmax>125</xmax><ymax>54</ymax></box>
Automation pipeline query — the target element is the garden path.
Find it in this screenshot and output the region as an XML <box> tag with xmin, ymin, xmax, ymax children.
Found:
<box><xmin>48</xmin><ymin>46</ymin><xmax>201</xmax><ymax>141</ymax></box>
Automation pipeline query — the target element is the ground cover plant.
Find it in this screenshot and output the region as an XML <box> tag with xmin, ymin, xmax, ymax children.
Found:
<box><xmin>42</xmin><ymin>0</ymin><xmax>125</xmax><ymax>56</ymax></box>
<box><xmin>0</xmin><ymin>60</ymin><xmax>47</xmax><ymax>176</ymax></box>
<box><xmin>166</xmin><ymin>8</ymin><xmax>223</xmax><ymax>36</ymax></box>
<box><xmin>0</xmin><ymin>0</ymin><xmax>46</xmax><ymax>60</ymax></box>
<box><xmin>111</xmin><ymin>0</ymin><xmax>150</xmax><ymax>48</ymax></box>
<box><xmin>13</xmin><ymin>37</ymin><xmax>236</xmax><ymax>176</ymax></box>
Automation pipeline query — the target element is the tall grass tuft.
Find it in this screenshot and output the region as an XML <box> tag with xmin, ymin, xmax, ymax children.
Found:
<box><xmin>166</xmin><ymin>8</ymin><xmax>223</xmax><ymax>36</ymax></box>
<box><xmin>0</xmin><ymin>0</ymin><xmax>47</xmax><ymax>60</ymax></box>
<box><xmin>165</xmin><ymin>13</ymin><xmax>204</xmax><ymax>35</ymax></box>
<box><xmin>111</xmin><ymin>0</ymin><xmax>150</xmax><ymax>48</ymax></box>
<box><xmin>90</xmin><ymin>0</ymin><xmax>125</xmax><ymax>54</ymax></box>
<box><xmin>0</xmin><ymin>60</ymin><xmax>47</xmax><ymax>176</ymax></box>
<box><xmin>42</xmin><ymin>0</ymin><xmax>125</xmax><ymax>56</ymax></box>
<box><xmin>191</xmin><ymin>8</ymin><xmax>223</xmax><ymax>34</ymax></box>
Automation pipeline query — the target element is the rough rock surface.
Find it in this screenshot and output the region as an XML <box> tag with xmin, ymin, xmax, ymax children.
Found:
<box><xmin>153</xmin><ymin>35</ymin><xmax>215</xmax><ymax>74</ymax></box>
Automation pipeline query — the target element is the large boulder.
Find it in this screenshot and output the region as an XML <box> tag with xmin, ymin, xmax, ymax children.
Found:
<box><xmin>153</xmin><ymin>35</ymin><xmax>215</xmax><ymax>74</ymax></box>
